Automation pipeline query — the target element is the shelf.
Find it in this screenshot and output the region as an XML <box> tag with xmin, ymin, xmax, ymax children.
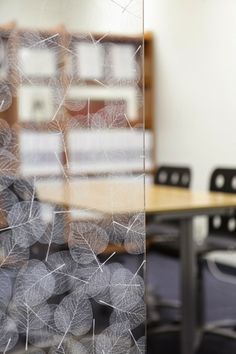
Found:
<box><xmin>0</xmin><ymin>26</ymin><xmax>154</xmax><ymax>178</ymax></box>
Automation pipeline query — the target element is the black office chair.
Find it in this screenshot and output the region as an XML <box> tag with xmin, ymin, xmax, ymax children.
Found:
<box><xmin>199</xmin><ymin>168</ymin><xmax>236</xmax><ymax>336</ymax></box>
<box><xmin>149</xmin><ymin>168</ymin><xmax>236</xmax><ymax>336</ymax></box>
<box><xmin>146</xmin><ymin>165</ymin><xmax>191</xmax><ymax>248</ymax></box>
<box><xmin>146</xmin><ymin>165</ymin><xmax>192</xmax><ymax>326</ymax></box>
<box><xmin>154</xmin><ymin>165</ymin><xmax>191</xmax><ymax>188</ymax></box>
<box><xmin>204</xmin><ymin>168</ymin><xmax>236</xmax><ymax>251</ymax></box>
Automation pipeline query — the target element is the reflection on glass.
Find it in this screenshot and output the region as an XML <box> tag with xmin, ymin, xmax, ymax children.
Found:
<box><xmin>0</xmin><ymin>1</ymin><xmax>145</xmax><ymax>353</ymax></box>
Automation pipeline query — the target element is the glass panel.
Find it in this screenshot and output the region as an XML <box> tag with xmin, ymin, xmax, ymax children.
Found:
<box><xmin>0</xmin><ymin>1</ymin><xmax>145</xmax><ymax>353</ymax></box>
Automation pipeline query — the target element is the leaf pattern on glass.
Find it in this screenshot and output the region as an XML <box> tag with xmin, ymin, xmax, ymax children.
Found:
<box><xmin>129</xmin><ymin>335</ymin><xmax>145</xmax><ymax>354</ymax></box>
<box><xmin>9</xmin><ymin>301</ymin><xmax>51</xmax><ymax>333</ymax></box>
<box><xmin>0</xmin><ymin>85</ymin><xmax>12</xmax><ymax>112</ymax></box>
<box><xmin>103</xmin><ymin>214</ymin><xmax>129</xmax><ymax>245</ymax></box>
<box><xmin>46</xmin><ymin>251</ymin><xmax>86</xmax><ymax>295</ymax></box>
<box><xmin>91</xmin><ymin>104</ymin><xmax>128</xmax><ymax>129</ymax></box>
<box><xmin>0</xmin><ymin>309</ymin><xmax>19</xmax><ymax>352</ymax></box>
<box><xmin>16</xmin><ymin>31</ymin><xmax>61</xmax><ymax>88</ymax></box>
<box><xmin>0</xmin><ymin>189</ymin><xmax>18</xmax><ymax>228</ymax></box>
<box><xmin>0</xmin><ymin>119</ymin><xmax>12</xmax><ymax>149</ymax></box>
<box><xmin>71</xmin><ymin>252</ymin><xmax>115</xmax><ymax>299</ymax></box>
<box><xmin>40</xmin><ymin>208</ymin><xmax>69</xmax><ymax>261</ymax></box>
<box><xmin>49</xmin><ymin>338</ymin><xmax>88</xmax><ymax>354</ymax></box>
<box><xmin>0</xmin><ymin>273</ymin><xmax>12</xmax><ymax>311</ymax></box>
<box><xmin>29</xmin><ymin>331</ymin><xmax>61</xmax><ymax>350</ymax></box>
<box><xmin>8</xmin><ymin>301</ymin><xmax>51</xmax><ymax>351</ymax></box>
<box><xmin>104</xmin><ymin>299</ymin><xmax>146</xmax><ymax>331</ymax></box>
<box><xmin>124</xmin><ymin>213</ymin><xmax>145</xmax><ymax>254</ymax></box>
<box><xmin>5</xmin><ymin>201</ymin><xmax>47</xmax><ymax>247</ymax></box>
<box><xmin>28</xmin><ymin>304</ymin><xmax>60</xmax><ymax>349</ymax></box>
<box><xmin>0</xmin><ymin>2</ymin><xmax>145</xmax><ymax>348</ymax></box>
<box><xmin>0</xmin><ymin>188</ymin><xmax>18</xmax><ymax>213</ymax></box>
<box><xmin>87</xmin><ymin>264</ymin><xmax>111</xmax><ymax>301</ymax></box>
<box><xmin>29</xmin><ymin>327</ymin><xmax>62</xmax><ymax>349</ymax></box>
<box><xmin>0</xmin><ymin>119</ymin><xmax>18</xmax><ymax>160</ymax></box>
<box><xmin>5</xmin><ymin>126</ymin><xmax>19</xmax><ymax>158</ymax></box>
<box><xmin>80</xmin><ymin>317</ymin><xmax>96</xmax><ymax>354</ymax></box>
<box><xmin>12</xmin><ymin>260</ymin><xmax>56</xmax><ymax>307</ymax></box>
<box><xmin>0</xmin><ymin>176</ymin><xmax>15</xmax><ymax>193</ymax></box>
<box><xmin>13</xmin><ymin>178</ymin><xmax>36</xmax><ymax>202</ymax></box>
<box><xmin>18</xmin><ymin>348</ymin><xmax>46</xmax><ymax>354</ymax></box>
<box><xmin>74</xmin><ymin>261</ymin><xmax>111</xmax><ymax>301</ymax></box>
<box><xmin>47</xmin><ymin>116</ymin><xmax>71</xmax><ymax>173</ymax></box>
<box><xmin>0</xmin><ymin>231</ymin><xmax>29</xmax><ymax>273</ymax></box>
<box><xmin>95</xmin><ymin>322</ymin><xmax>132</xmax><ymax>354</ymax></box>
<box><xmin>0</xmin><ymin>150</ymin><xmax>18</xmax><ymax>177</ymax></box>
<box><xmin>54</xmin><ymin>291</ymin><xmax>93</xmax><ymax>348</ymax></box>
<box><xmin>110</xmin><ymin>266</ymin><xmax>144</xmax><ymax>311</ymax></box>
<box><xmin>68</xmin><ymin>221</ymin><xmax>109</xmax><ymax>267</ymax></box>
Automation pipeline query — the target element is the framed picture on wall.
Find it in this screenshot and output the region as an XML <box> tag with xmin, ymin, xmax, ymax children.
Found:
<box><xmin>18</xmin><ymin>85</ymin><xmax>55</xmax><ymax>122</ymax></box>
<box><xmin>18</xmin><ymin>30</ymin><xmax>60</xmax><ymax>78</ymax></box>
<box><xmin>18</xmin><ymin>47</ymin><xmax>57</xmax><ymax>77</ymax></box>
<box><xmin>75</xmin><ymin>42</ymin><xmax>105</xmax><ymax>81</ymax></box>
<box><xmin>107</xmin><ymin>43</ymin><xmax>140</xmax><ymax>83</ymax></box>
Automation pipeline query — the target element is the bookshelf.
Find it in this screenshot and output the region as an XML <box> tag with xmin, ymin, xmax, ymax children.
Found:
<box><xmin>0</xmin><ymin>25</ymin><xmax>154</xmax><ymax>178</ymax></box>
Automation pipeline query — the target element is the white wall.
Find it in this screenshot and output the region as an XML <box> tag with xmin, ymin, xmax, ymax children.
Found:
<box><xmin>0</xmin><ymin>0</ymin><xmax>142</xmax><ymax>34</ymax></box>
<box><xmin>0</xmin><ymin>0</ymin><xmax>63</xmax><ymax>28</ymax></box>
<box><xmin>145</xmin><ymin>0</ymin><xmax>236</xmax><ymax>190</ymax></box>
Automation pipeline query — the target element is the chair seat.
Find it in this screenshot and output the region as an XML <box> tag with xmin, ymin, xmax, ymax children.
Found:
<box><xmin>146</xmin><ymin>221</ymin><xmax>180</xmax><ymax>239</ymax></box>
<box><xmin>149</xmin><ymin>234</ymin><xmax>236</xmax><ymax>258</ymax></box>
<box><xmin>204</xmin><ymin>250</ymin><xmax>236</xmax><ymax>272</ymax></box>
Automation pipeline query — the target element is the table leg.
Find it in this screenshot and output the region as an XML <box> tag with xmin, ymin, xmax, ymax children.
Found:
<box><xmin>180</xmin><ymin>218</ymin><xmax>198</xmax><ymax>354</ymax></box>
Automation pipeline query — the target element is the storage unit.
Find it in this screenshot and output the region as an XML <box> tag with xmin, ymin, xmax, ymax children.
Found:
<box><xmin>0</xmin><ymin>25</ymin><xmax>155</xmax><ymax>177</ymax></box>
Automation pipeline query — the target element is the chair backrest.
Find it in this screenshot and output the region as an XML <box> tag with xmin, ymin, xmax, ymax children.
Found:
<box><xmin>154</xmin><ymin>165</ymin><xmax>191</xmax><ymax>188</ymax></box>
<box><xmin>209</xmin><ymin>168</ymin><xmax>236</xmax><ymax>237</ymax></box>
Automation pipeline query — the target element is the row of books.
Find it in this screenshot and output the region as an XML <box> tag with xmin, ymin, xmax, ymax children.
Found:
<box><xmin>19</xmin><ymin>129</ymin><xmax>153</xmax><ymax>175</ymax></box>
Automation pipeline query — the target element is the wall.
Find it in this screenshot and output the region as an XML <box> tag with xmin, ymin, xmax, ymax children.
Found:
<box><xmin>0</xmin><ymin>0</ymin><xmax>63</xmax><ymax>28</ymax></box>
<box><xmin>145</xmin><ymin>0</ymin><xmax>236</xmax><ymax>191</ymax></box>
<box><xmin>0</xmin><ymin>0</ymin><xmax>142</xmax><ymax>34</ymax></box>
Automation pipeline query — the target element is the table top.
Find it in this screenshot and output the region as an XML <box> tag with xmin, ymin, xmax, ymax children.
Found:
<box><xmin>36</xmin><ymin>179</ymin><xmax>236</xmax><ymax>216</ymax></box>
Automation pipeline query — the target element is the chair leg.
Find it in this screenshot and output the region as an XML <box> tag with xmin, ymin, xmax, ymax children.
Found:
<box><xmin>205</xmin><ymin>326</ymin><xmax>236</xmax><ymax>339</ymax></box>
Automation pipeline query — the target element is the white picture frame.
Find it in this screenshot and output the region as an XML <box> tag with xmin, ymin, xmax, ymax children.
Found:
<box><xmin>75</xmin><ymin>42</ymin><xmax>105</xmax><ymax>80</ymax></box>
<box><xmin>18</xmin><ymin>85</ymin><xmax>54</xmax><ymax>122</ymax></box>
<box><xmin>109</xmin><ymin>43</ymin><xmax>138</xmax><ymax>81</ymax></box>
<box><xmin>19</xmin><ymin>47</ymin><xmax>57</xmax><ymax>77</ymax></box>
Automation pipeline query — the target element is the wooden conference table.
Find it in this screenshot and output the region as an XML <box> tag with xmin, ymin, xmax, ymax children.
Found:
<box><xmin>37</xmin><ymin>179</ymin><xmax>236</xmax><ymax>354</ymax></box>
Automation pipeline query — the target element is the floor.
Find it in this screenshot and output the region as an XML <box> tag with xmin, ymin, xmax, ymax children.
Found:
<box><xmin>146</xmin><ymin>251</ymin><xmax>236</xmax><ymax>354</ymax></box>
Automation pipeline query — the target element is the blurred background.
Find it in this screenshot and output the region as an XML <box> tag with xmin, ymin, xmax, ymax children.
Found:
<box><xmin>1</xmin><ymin>1</ymin><xmax>236</xmax><ymax>353</ymax></box>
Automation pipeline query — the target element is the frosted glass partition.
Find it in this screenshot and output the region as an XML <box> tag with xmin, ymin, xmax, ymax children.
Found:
<box><xmin>0</xmin><ymin>1</ymin><xmax>145</xmax><ymax>353</ymax></box>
